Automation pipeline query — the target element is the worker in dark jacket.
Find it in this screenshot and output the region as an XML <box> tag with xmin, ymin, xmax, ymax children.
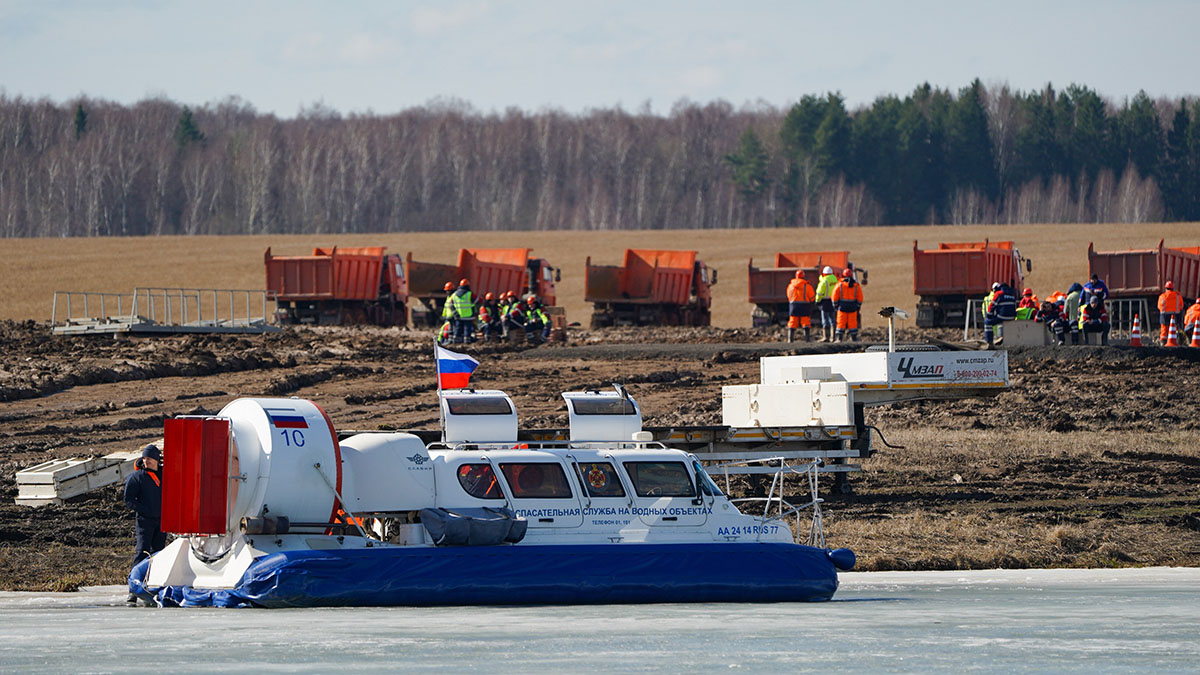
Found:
<box><xmin>1035</xmin><ymin>300</ymin><xmax>1067</xmax><ymax>345</ymax></box>
<box><xmin>124</xmin><ymin>443</ymin><xmax>165</xmax><ymax>605</ymax></box>
<box><xmin>1081</xmin><ymin>295</ymin><xmax>1110</xmax><ymax>345</ymax></box>
<box><xmin>984</xmin><ymin>284</ymin><xmax>1017</xmax><ymax>348</ymax></box>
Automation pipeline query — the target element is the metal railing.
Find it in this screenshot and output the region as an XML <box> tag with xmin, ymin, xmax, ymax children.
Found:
<box><xmin>51</xmin><ymin>291</ymin><xmax>136</xmax><ymax>324</ymax></box>
<box><xmin>129</xmin><ymin>288</ymin><xmax>273</xmax><ymax>327</ymax></box>
<box><xmin>720</xmin><ymin>458</ymin><xmax>826</xmax><ymax>547</ymax></box>
<box><xmin>963</xmin><ymin>298</ymin><xmax>1150</xmax><ymax>341</ymax></box>
<box><xmin>52</xmin><ymin>288</ymin><xmax>274</xmax><ymax>328</ymax></box>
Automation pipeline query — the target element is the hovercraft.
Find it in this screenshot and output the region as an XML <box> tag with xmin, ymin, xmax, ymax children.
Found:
<box><xmin>129</xmin><ymin>387</ymin><xmax>854</xmax><ymax>608</ymax></box>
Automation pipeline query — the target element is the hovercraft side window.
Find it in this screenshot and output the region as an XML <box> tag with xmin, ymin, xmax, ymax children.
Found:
<box><xmin>457</xmin><ymin>463</ymin><xmax>504</xmax><ymax>500</ymax></box>
<box><xmin>500</xmin><ymin>462</ymin><xmax>573</xmax><ymax>499</ymax></box>
<box><xmin>573</xmin><ymin>461</ymin><xmax>626</xmax><ymax>498</ymax></box>
<box><xmin>622</xmin><ymin>462</ymin><xmax>696</xmax><ymax>498</ymax></box>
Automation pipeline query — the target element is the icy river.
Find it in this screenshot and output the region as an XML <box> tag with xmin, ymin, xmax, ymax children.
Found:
<box><xmin>1</xmin><ymin>567</ymin><xmax>1197</xmax><ymax>673</ymax></box>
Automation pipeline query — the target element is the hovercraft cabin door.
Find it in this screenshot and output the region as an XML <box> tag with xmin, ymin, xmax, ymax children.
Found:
<box><xmin>497</xmin><ymin>457</ymin><xmax>584</xmax><ymax>529</ymax></box>
<box><xmin>622</xmin><ymin>459</ymin><xmax>708</xmax><ymax>527</ymax></box>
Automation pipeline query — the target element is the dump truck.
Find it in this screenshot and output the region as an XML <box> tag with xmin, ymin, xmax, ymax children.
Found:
<box><xmin>1088</xmin><ymin>240</ymin><xmax>1200</xmax><ymax>325</ymax></box>
<box><xmin>585</xmin><ymin>249</ymin><xmax>717</xmax><ymax>327</ymax></box>
<box><xmin>913</xmin><ymin>240</ymin><xmax>1031</xmax><ymax>328</ymax></box>
<box><xmin>748</xmin><ymin>251</ymin><xmax>867</xmax><ymax>327</ymax></box>
<box><xmin>405</xmin><ymin>248</ymin><xmax>561</xmax><ymax>326</ymax></box>
<box><xmin>265</xmin><ymin>246</ymin><xmax>407</xmax><ymax>326</ymax></box>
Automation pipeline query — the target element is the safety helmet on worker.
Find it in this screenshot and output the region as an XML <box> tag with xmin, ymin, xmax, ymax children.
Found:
<box><xmin>822</xmin><ymin>266</ymin><xmax>833</xmax><ymax>275</ymax></box>
<box><xmin>526</xmin><ymin>295</ymin><xmax>538</xmax><ymax>305</ymax></box>
<box><xmin>841</xmin><ymin>268</ymin><xmax>853</xmax><ymax>279</ymax></box>
<box><xmin>1165</xmin><ymin>281</ymin><xmax>1175</xmax><ymax>290</ymax></box>
<box><xmin>991</xmin><ymin>282</ymin><xmax>1001</xmax><ymax>291</ymax></box>
<box><xmin>794</xmin><ymin>271</ymin><xmax>805</xmax><ymax>279</ymax></box>
<box><xmin>1023</xmin><ymin>288</ymin><xmax>1032</xmax><ymax>296</ymax></box>
<box><xmin>443</xmin><ymin>282</ymin><xmax>454</xmax><ymax>292</ymax></box>
<box><xmin>485</xmin><ymin>292</ymin><xmax>494</xmax><ymax>300</ymax></box>
<box><xmin>459</xmin><ymin>278</ymin><xmax>470</xmax><ymax>287</ymax></box>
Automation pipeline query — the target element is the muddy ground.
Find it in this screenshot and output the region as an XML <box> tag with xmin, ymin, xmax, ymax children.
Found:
<box><xmin>1</xmin><ymin>320</ymin><xmax>1198</xmax><ymax>590</ymax></box>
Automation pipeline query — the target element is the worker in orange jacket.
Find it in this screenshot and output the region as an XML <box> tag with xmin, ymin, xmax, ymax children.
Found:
<box><xmin>785</xmin><ymin>271</ymin><xmax>815</xmax><ymax>342</ymax></box>
<box><xmin>1158</xmin><ymin>281</ymin><xmax>1186</xmax><ymax>342</ymax></box>
<box><xmin>831</xmin><ymin>268</ymin><xmax>864</xmax><ymax>342</ymax></box>
<box><xmin>1185</xmin><ymin>297</ymin><xmax>1200</xmax><ymax>343</ymax></box>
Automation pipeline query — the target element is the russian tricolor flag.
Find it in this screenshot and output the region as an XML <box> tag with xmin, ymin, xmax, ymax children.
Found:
<box><xmin>436</xmin><ymin>344</ymin><xmax>480</xmax><ymax>390</ymax></box>
<box><xmin>264</xmin><ymin>407</ymin><xmax>308</xmax><ymax>429</ymax></box>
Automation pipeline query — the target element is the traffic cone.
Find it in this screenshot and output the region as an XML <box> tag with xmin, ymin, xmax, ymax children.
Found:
<box><xmin>1166</xmin><ymin>316</ymin><xmax>1179</xmax><ymax>347</ymax></box>
<box><xmin>1191</xmin><ymin>320</ymin><xmax>1200</xmax><ymax>348</ymax></box>
<box><xmin>1129</xmin><ymin>314</ymin><xmax>1142</xmax><ymax>347</ymax></box>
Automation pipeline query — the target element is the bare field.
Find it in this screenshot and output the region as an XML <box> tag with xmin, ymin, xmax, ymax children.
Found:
<box><xmin>1</xmin><ymin>323</ymin><xmax>1198</xmax><ymax>589</ymax></box>
<box><xmin>3</xmin><ymin>222</ymin><xmax>1197</xmax><ymax>328</ymax></box>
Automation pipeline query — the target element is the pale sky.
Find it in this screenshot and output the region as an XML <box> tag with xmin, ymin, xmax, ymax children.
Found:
<box><xmin>2</xmin><ymin>0</ymin><xmax>1197</xmax><ymax>117</ymax></box>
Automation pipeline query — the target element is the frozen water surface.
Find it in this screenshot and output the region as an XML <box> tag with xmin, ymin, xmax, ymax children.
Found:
<box><xmin>1</xmin><ymin>567</ymin><xmax>1197</xmax><ymax>673</ymax></box>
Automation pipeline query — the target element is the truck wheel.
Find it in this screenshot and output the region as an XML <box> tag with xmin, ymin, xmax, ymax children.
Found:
<box><xmin>589</xmin><ymin>312</ymin><xmax>613</xmax><ymax>329</ymax></box>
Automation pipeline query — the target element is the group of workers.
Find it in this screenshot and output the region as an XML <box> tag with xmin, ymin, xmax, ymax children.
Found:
<box><xmin>785</xmin><ymin>265</ymin><xmax>864</xmax><ymax>342</ymax></box>
<box><xmin>984</xmin><ymin>274</ymin><xmax>1113</xmax><ymax>346</ymax></box>
<box><xmin>982</xmin><ymin>273</ymin><xmax>1200</xmax><ymax>347</ymax></box>
<box><xmin>437</xmin><ymin>278</ymin><xmax>551</xmax><ymax>345</ymax></box>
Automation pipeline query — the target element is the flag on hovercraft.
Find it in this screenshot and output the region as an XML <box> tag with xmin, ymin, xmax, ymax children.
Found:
<box><xmin>435</xmin><ymin>344</ymin><xmax>479</xmax><ymax>390</ymax></box>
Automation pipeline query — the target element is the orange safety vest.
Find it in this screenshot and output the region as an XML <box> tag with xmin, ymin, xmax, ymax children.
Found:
<box><xmin>1158</xmin><ymin>289</ymin><xmax>1185</xmax><ymax>313</ymax></box>
<box><xmin>786</xmin><ymin>278</ymin><xmax>815</xmax><ymax>303</ymax></box>
<box><xmin>831</xmin><ymin>278</ymin><xmax>863</xmax><ymax>310</ymax></box>
<box><xmin>1186</xmin><ymin>301</ymin><xmax>1200</xmax><ymax>327</ymax></box>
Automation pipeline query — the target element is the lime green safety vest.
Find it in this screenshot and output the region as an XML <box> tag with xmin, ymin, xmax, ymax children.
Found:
<box><xmin>815</xmin><ymin>274</ymin><xmax>838</xmax><ymax>302</ymax></box>
<box><xmin>452</xmin><ymin>289</ymin><xmax>475</xmax><ymax>319</ymax></box>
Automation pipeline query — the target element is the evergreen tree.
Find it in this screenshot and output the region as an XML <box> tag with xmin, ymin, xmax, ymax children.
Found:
<box><xmin>1116</xmin><ymin>90</ymin><xmax>1164</xmax><ymax>180</ymax></box>
<box><xmin>174</xmin><ymin>106</ymin><xmax>206</xmax><ymax>149</ymax></box>
<box><xmin>946</xmin><ymin>79</ymin><xmax>998</xmax><ymax>199</ymax></box>
<box><xmin>896</xmin><ymin>97</ymin><xmax>938</xmax><ymax>224</ymax></box>
<box><xmin>1161</xmin><ymin>101</ymin><xmax>1192</xmax><ymax>219</ymax></box>
<box><xmin>778</xmin><ymin>94</ymin><xmax>830</xmax><ymax>222</ymax></box>
<box><xmin>851</xmin><ymin>96</ymin><xmax>903</xmax><ymax>220</ymax></box>
<box><xmin>779</xmin><ymin>94</ymin><xmax>827</xmax><ymax>157</ymax></box>
<box><xmin>725</xmin><ymin>127</ymin><xmax>771</xmax><ymax>200</ymax></box>
<box><xmin>813</xmin><ymin>93</ymin><xmax>851</xmax><ymax>181</ymax></box>
<box><xmin>73</xmin><ymin>104</ymin><xmax>87</xmax><ymax>140</ymax></box>
<box><xmin>1013</xmin><ymin>86</ymin><xmax>1060</xmax><ymax>185</ymax></box>
<box><xmin>1066</xmin><ymin>85</ymin><xmax>1111</xmax><ymax>183</ymax></box>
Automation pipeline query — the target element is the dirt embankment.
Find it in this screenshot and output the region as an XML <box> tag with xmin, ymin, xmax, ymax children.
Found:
<box><xmin>1</xmin><ymin>321</ymin><xmax>1198</xmax><ymax>590</ymax></box>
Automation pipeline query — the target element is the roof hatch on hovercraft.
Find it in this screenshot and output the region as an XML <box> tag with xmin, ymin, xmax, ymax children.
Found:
<box><xmin>440</xmin><ymin>389</ymin><xmax>517</xmax><ymax>443</ymax></box>
<box><xmin>562</xmin><ymin>384</ymin><xmax>642</xmax><ymax>441</ymax></box>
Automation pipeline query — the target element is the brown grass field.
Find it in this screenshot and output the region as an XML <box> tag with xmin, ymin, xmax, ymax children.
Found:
<box><xmin>3</xmin><ymin>222</ymin><xmax>1198</xmax><ymax>328</ymax></box>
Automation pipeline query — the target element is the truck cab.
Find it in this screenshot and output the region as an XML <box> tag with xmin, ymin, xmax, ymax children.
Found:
<box><xmin>526</xmin><ymin>257</ymin><xmax>560</xmax><ymax>306</ymax></box>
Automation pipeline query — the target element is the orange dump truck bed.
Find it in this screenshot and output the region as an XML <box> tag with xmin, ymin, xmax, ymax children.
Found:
<box><xmin>1088</xmin><ymin>240</ymin><xmax>1200</xmax><ymax>299</ymax></box>
<box><xmin>586</xmin><ymin>249</ymin><xmax>697</xmax><ymax>306</ymax></box>
<box><xmin>407</xmin><ymin>248</ymin><xmax>556</xmax><ymax>304</ymax></box>
<box><xmin>912</xmin><ymin>240</ymin><xmax>1021</xmax><ymax>296</ymax></box>
<box><xmin>748</xmin><ymin>251</ymin><xmax>853</xmax><ymax>305</ymax></box>
<box><xmin>266</xmin><ymin>246</ymin><xmax>401</xmax><ymax>301</ymax></box>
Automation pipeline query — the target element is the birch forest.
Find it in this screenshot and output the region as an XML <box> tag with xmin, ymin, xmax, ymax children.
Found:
<box><xmin>1</xmin><ymin>80</ymin><xmax>1197</xmax><ymax>237</ymax></box>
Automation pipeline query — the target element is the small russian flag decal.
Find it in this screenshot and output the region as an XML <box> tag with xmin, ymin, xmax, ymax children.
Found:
<box><xmin>264</xmin><ymin>407</ymin><xmax>308</xmax><ymax>429</ymax></box>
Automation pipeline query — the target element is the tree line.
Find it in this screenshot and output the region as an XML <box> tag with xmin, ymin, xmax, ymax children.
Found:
<box><xmin>1</xmin><ymin>80</ymin><xmax>1197</xmax><ymax>238</ymax></box>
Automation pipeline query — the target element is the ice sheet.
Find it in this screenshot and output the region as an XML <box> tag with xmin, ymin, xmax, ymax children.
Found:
<box><xmin>1</xmin><ymin>569</ymin><xmax>1197</xmax><ymax>672</ymax></box>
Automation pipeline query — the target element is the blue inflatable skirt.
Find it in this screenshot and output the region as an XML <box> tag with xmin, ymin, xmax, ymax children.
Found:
<box><xmin>129</xmin><ymin>542</ymin><xmax>844</xmax><ymax>608</ymax></box>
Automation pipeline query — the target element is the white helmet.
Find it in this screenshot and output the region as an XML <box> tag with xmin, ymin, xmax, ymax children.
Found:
<box><xmin>822</xmin><ymin>266</ymin><xmax>833</xmax><ymax>275</ymax></box>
